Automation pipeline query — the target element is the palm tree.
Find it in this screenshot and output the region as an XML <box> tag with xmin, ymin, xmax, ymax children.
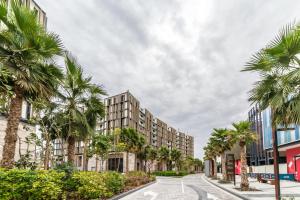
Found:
<box><xmin>158</xmin><ymin>146</ymin><xmax>170</xmax><ymax>171</ymax></box>
<box><xmin>185</xmin><ymin>156</ymin><xmax>195</xmax><ymax>173</ymax></box>
<box><xmin>59</xmin><ymin>54</ymin><xmax>94</xmax><ymax>165</ymax></box>
<box><xmin>193</xmin><ymin>158</ymin><xmax>203</xmax><ymax>172</ymax></box>
<box><xmin>81</xmin><ymin>86</ymin><xmax>106</xmax><ymax>170</ymax></box>
<box><xmin>138</xmin><ymin>144</ymin><xmax>151</xmax><ymax>172</ymax></box>
<box><xmin>0</xmin><ymin>1</ymin><xmax>64</xmax><ymax>168</ymax></box>
<box><xmin>146</xmin><ymin>147</ymin><xmax>157</xmax><ymax>174</ymax></box>
<box><xmin>231</xmin><ymin>121</ymin><xmax>256</xmax><ymax>191</ymax></box>
<box><xmin>136</xmin><ymin>136</ymin><xmax>146</xmax><ymax>171</ymax></box>
<box><xmin>120</xmin><ymin>128</ymin><xmax>140</xmax><ymax>172</ymax></box>
<box><xmin>203</xmin><ymin>142</ymin><xmax>218</xmax><ymax>178</ymax></box>
<box><xmin>170</xmin><ymin>148</ymin><xmax>181</xmax><ymax>172</ymax></box>
<box><xmin>210</xmin><ymin>128</ymin><xmax>233</xmax><ymax>181</ymax></box>
<box><xmin>242</xmin><ymin>23</ymin><xmax>300</xmax><ymax>199</ymax></box>
<box><xmin>209</xmin><ymin>138</ymin><xmax>222</xmax><ymax>178</ymax></box>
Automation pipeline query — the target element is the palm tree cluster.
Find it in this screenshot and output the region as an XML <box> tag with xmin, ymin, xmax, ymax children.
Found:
<box><xmin>242</xmin><ymin>23</ymin><xmax>300</xmax><ymax>199</ymax></box>
<box><xmin>120</xmin><ymin>128</ymin><xmax>202</xmax><ymax>173</ymax></box>
<box><xmin>0</xmin><ymin>0</ymin><xmax>106</xmax><ymax>169</ymax></box>
<box><xmin>203</xmin><ymin>121</ymin><xmax>256</xmax><ymax>191</ymax></box>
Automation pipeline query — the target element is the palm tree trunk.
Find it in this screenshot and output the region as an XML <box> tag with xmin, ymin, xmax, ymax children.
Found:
<box><xmin>126</xmin><ymin>151</ymin><xmax>129</xmax><ymax>172</ymax></box>
<box><xmin>240</xmin><ymin>145</ymin><xmax>249</xmax><ymax>191</ymax></box>
<box><xmin>0</xmin><ymin>89</ymin><xmax>23</xmax><ymax>169</ymax></box>
<box><xmin>134</xmin><ymin>153</ymin><xmax>137</xmax><ymax>171</ymax></box>
<box><xmin>95</xmin><ymin>156</ymin><xmax>99</xmax><ymax>172</ymax></box>
<box><xmin>272</xmin><ymin>122</ymin><xmax>281</xmax><ymax>200</ymax></box>
<box><xmin>67</xmin><ymin>136</ymin><xmax>76</xmax><ymax>165</ymax></box>
<box><xmin>101</xmin><ymin>157</ymin><xmax>105</xmax><ymax>172</ymax></box>
<box><xmin>18</xmin><ymin>136</ymin><xmax>22</xmax><ymax>158</ymax></box>
<box><xmin>209</xmin><ymin>160</ymin><xmax>213</xmax><ymax>176</ymax></box>
<box><xmin>61</xmin><ymin>138</ymin><xmax>65</xmax><ymax>162</ymax></box>
<box><xmin>44</xmin><ymin>134</ymin><xmax>51</xmax><ymax>170</ymax></box>
<box><xmin>82</xmin><ymin>139</ymin><xmax>88</xmax><ymax>171</ymax></box>
<box><xmin>213</xmin><ymin>157</ymin><xmax>217</xmax><ymax>178</ymax></box>
<box><xmin>221</xmin><ymin>153</ymin><xmax>227</xmax><ymax>181</ymax></box>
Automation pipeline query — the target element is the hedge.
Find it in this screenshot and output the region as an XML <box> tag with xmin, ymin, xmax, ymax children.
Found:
<box><xmin>152</xmin><ymin>170</ymin><xmax>189</xmax><ymax>177</ymax></box>
<box><xmin>0</xmin><ymin>169</ymin><xmax>155</xmax><ymax>200</ymax></box>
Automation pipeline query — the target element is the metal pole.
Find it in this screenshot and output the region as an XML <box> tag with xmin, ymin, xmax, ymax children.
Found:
<box><xmin>271</xmin><ymin>111</ymin><xmax>281</xmax><ymax>200</ymax></box>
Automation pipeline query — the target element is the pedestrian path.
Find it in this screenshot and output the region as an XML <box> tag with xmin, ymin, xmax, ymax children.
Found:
<box><xmin>205</xmin><ymin>173</ymin><xmax>300</xmax><ymax>200</ymax></box>
<box><xmin>120</xmin><ymin>174</ymin><xmax>241</xmax><ymax>200</ymax></box>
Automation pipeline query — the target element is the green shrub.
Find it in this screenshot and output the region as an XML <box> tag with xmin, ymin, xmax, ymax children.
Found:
<box><xmin>28</xmin><ymin>170</ymin><xmax>64</xmax><ymax>200</ymax></box>
<box><xmin>152</xmin><ymin>170</ymin><xmax>189</xmax><ymax>177</ymax></box>
<box><xmin>0</xmin><ymin>169</ymin><xmax>64</xmax><ymax>200</ymax></box>
<box><xmin>70</xmin><ymin>171</ymin><xmax>108</xmax><ymax>199</ymax></box>
<box><xmin>0</xmin><ymin>168</ymin><xmax>154</xmax><ymax>200</ymax></box>
<box><xmin>102</xmin><ymin>171</ymin><xmax>125</xmax><ymax>195</ymax></box>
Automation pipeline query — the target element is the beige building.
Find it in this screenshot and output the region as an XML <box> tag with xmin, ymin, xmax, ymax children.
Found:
<box><xmin>96</xmin><ymin>91</ymin><xmax>195</xmax><ymax>172</ymax></box>
<box><xmin>0</xmin><ymin>0</ymin><xmax>47</xmax><ymax>162</ymax></box>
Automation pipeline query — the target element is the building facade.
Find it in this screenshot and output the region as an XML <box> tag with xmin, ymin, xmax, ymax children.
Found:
<box><xmin>248</xmin><ymin>106</ymin><xmax>300</xmax><ymax>181</ymax></box>
<box><xmin>97</xmin><ymin>91</ymin><xmax>194</xmax><ymax>172</ymax></box>
<box><xmin>248</xmin><ymin>105</ymin><xmax>271</xmax><ymax>166</ymax></box>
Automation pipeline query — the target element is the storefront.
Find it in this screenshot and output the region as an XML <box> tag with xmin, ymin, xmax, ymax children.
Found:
<box><xmin>286</xmin><ymin>146</ymin><xmax>300</xmax><ymax>182</ymax></box>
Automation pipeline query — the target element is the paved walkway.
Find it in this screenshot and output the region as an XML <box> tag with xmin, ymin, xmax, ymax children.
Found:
<box><xmin>206</xmin><ymin>173</ymin><xmax>300</xmax><ymax>200</ymax></box>
<box><xmin>120</xmin><ymin>174</ymin><xmax>241</xmax><ymax>200</ymax></box>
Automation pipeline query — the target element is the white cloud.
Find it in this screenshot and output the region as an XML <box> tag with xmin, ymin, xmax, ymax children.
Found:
<box><xmin>36</xmin><ymin>0</ymin><xmax>300</xmax><ymax>158</ymax></box>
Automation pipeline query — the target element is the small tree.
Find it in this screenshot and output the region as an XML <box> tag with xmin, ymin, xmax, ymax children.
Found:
<box><xmin>203</xmin><ymin>143</ymin><xmax>218</xmax><ymax>178</ymax></box>
<box><xmin>91</xmin><ymin>133</ymin><xmax>111</xmax><ymax>172</ymax></box>
<box><xmin>170</xmin><ymin>148</ymin><xmax>181</xmax><ymax>172</ymax></box>
<box><xmin>158</xmin><ymin>146</ymin><xmax>170</xmax><ymax>171</ymax></box>
<box><xmin>193</xmin><ymin>158</ymin><xmax>203</xmax><ymax>172</ymax></box>
<box><xmin>146</xmin><ymin>147</ymin><xmax>157</xmax><ymax>175</ymax></box>
<box><xmin>210</xmin><ymin>128</ymin><xmax>233</xmax><ymax>181</ymax></box>
<box><xmin>231</xmin><ymin>121</ymin><xmax>257</xmax><ymax>191</ymax></box>
<box><xmin>120</xmin><ymin>128</ymin><xmax>140</xmax><ymax>172</ymax></box>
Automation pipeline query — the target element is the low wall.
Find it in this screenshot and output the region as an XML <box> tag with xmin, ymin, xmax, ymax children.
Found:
<box><xmin>249</xmin><ymin>164</ymin><xmax>287</xmax><ymax>174</ymax></box>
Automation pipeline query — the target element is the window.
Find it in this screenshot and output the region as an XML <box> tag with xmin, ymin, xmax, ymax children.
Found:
<box><xmin>77</xmin><ymin>156</ymin><xmax>82</xmax><ymax>167</ymax></box>
<box><xmin>121</xmin><ymin>95</ymin><xmax>125</xmax><ymax>102</ymax></box>
<box><xmin>25</xmin><ymin>0</ymin><xmax>30</xmax><ymax>7</ymax></box>
<box><xmin>26</xmin><ymin>102</ymin><xmax>31</xmax><ymax>120</ymax></box>
<box><xmin>108</xmin><ymin>158</ymin><xmax>123</xmax><ymax>172</ymax></box>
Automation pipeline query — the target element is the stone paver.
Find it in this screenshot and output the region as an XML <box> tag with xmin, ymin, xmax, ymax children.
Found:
<box><xmin>120</xmin><ymin>174</ymin><xmax>241</xmax><ymax>200</ymax></box>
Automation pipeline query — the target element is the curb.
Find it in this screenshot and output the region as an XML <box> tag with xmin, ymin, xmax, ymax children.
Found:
<box><xmin>108</xmin><ymin>181</ymin><xmax>156</xmax><ymax>200</ymax></box>
<box><xmin>202</xmin><ymin>175</ymin><xmax>250</xmax><ymax>200</ymax></box>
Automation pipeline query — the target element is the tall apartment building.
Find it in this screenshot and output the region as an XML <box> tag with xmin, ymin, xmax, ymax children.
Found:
<box><xmin>51</xmin><ymin>90</ymin><xmax>194</xmax><ymax>172</ymax></box>
<box><xmin>0</xmin><ymin>0</ymin><xmax>47</xmax><ymax>161</ymax></box>
<box><xmin>99</xmin><ymin>91</ymin><xmax>194</xmax><ymax>172</ymax></box>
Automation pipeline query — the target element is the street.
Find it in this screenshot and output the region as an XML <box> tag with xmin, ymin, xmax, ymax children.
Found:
<box><xmin>120</xmin><ymin>174</ymin><xmax>242</xmax><ymax>200</ymax></box>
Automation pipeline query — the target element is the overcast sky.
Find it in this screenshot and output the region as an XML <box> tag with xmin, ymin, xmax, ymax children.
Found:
<box><xmin>36</xmin><ymin>0</ymin><xmax>300</xmax><ymax>159</ymax></box>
